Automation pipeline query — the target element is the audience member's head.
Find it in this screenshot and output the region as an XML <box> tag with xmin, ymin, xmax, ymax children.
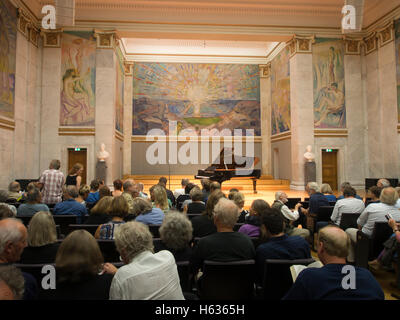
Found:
<box><xmin>201</xmin><ymin>179</ymin><xmax>211</xmax><ymax>192</ymax></box>
<box><xmin>340</xmin><ymin>182</ymin><xmax>352</xmax><ymax>192</ymax></box>
<box><xmin>0</xmin><ymin>218</ymin><xmax>27</xmax><ymax>263</ymax></box>
<box><xmin>56</xmin><ymin>230</ymin><xmax>103</xmax><ymax>283</ymax></box>
<box><xmin>228</xmin><ymin>190</ymin><xmax>238</xmax><ymax>200</ymax></box>
<box><xmin>79</xmin><ymin>184</ymin><xmax>90</xmax><ymax>200</ymax></box>
<box><xmin>69</xmin><ymin>163</ymin><xmax>83</xmax><ymax>176</ymax></box>
<box><xmin>113</xmin><ymin>179</ymin><xmax>123</xmax><ymax>191</ymax></box>
<box><xmin>379</xmin><ymin>187</ymin><xmax>399</xmax><ymax>206</ymax></box>
<box><xmin>153</xmin><ymin>185</ymin><xmax>169</xmax><ymax>211</ymax></box>
<box><xmin>26</xmin><ymin>182</ymin><xmax>36</xmax><ymax>193</ymax></box>
<box><xmin>110</xmin><ymin>196</ymin><xmax>129</xmax><ymax>219</ymax></box>
<box><xmin>90</xmin><ymin>196</ymin><xmax>113</xmax><ymax>215</ymax></box>
<box><xmin>275</xmin><ymin>191</ymin><xmax>288</xmax><ymax>203</ymax></box>
<box><xmin>27</xmin><ymin>188</ymin><xmax>41</xmax><ymax>204</ymax></box>
<box><xmin>137</xmin><ymin>182</ymin><xmax>145</xmax><ymax>192</ymax></box>
<box><xmin>210</xmin><ymin>181</ymin><xmax>221</xmax><ymax>193</ymax></box>
<box><xmin>377</xmin><ymin>178</ymin><xmax>390</xmax><ymax>189</ymax></box>
<box><xmin>0</xmin><ymin>190</ymin><xmax>8</xmax><ymax>203</ymax></box>
<box><xmin>184</xmin><ymin>183</ymin><xmax>196</xmax><ymax>195</ymax></box>
<box><xmin>0</xmin><ymin>265</ymin><xmax>24</xmax><ymax>300</ymax></box>
<box><xmin>65</xmin><ymin>185</ymin><xmax>79</xmax><ymax>200</ymax></box>
<box><xmin>321</xmin><ymin>183</ymin><xmax>333</xmax><ymax>195</ymax></box>
<box><xmin>27</xmin><ymin>211</ymin><xmax>57</xmax><ymax>247</ymax></box>
<box><xmin>250</xmin><ymin>199</ymin><xmax>270</xmax><ymax>216</ymax></box>
<box><xmin>181</xmin><ymin>179</ymin><xmax>190</xmax><ymax>188</ymax></box>
<box><xmin>0</xmin><ymin>205</ymin><xmax>14</xmax><ymax>220</ymax></box>
<box><xmin>49</xmin><ymin>159</ymin><xmax>61</xmax><ymax>170</ymax></box>
<box><xmin>306</xmin><ymin>182</ymin><xmax>320</xmax><ymax>195</ymax></box>
<box><xmin>158</xmin><ymin>177</ymin><xmax>168</xmax><ymax>188</ymax></box>
<box><xmin>368</xmin><ymin>186</ymin><xmax>382</xmax><ymax>201</ymax></box>
<box><xmin>395</xmin><ymin>187</ymin><xmax>400</xmax><ymax>198</ymax></box>
<box><xmin>114</xmin><ymin>221</ymin><xmax>154</xmax><ymax>264</ymax></box>
<box><xmin>317</xmin><ymin>225</ymin><xmax>350</xmax><ymax>265</ymax></box>
<box><xmin>8</xmin><ymin>181</ymin><xmax>20</xmax><ymax>194</ymax></box>
<box><xmin>123</xmin><ymin>179</ymin><xmax>138</xmax><ymax>197</ymax></box>
<box><xmin>260</xmin><ymin>208</ymin><xmax>284</xmax><ymax>237</ymax></box>
<box><xmin>189</xmin><ymin>187</ymin><xmax>203</xmax><ymax>202</ymax></box>
<box><xmin>159</xmin><ymin>211</ymin><xmax>193</xmax><ymax>250</ymax></box>
<box><xmin>131</xmin><ymin>197</ymin><xmax>152</xmax><ymax>217</ymax></box>
<box><xmin>90</xmin><ymin>179</ymin><xmax>100</xmax><ymax>192</ymax></box>
<box><xmin>343</xmin><ymin>186</ymin><xmax>357</xmax><ymax>198</ymax></box>
<box><xmin>204</xmin><ymin>190</ymin><xmax>226</xmax><ymax>218</ymax></box>
<box><xmin>232</xmin><ymin>192</ymin><xmax>245</xmax><ymax>210</ymax></box>
<box><xmin>213</xmin><ymin>198</ymin><xmax>240</xmax><ymax>230</ymax></box>
<box><xmin>229</xmin><ymin>188</ymin><xmax>239</xmax><ymax>194</ymax></box>
<box><xmin>99</xmin><ymin>185</ymin><xmax>111</xmax><ymax>199</ymax></box>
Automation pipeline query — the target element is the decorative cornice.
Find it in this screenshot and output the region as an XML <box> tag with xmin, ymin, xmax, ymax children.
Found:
<box><xmin>287</xmin><ymin>35</ymin><xmax>315</xmax><ymax>58</ymax></box>
<box><xmin>93</xmin><ymin>29</ymin><xmax>117</xmax><ymax>49</ymax></box>
<box><xmin>40</xmin><ymin>29</ymin><xmax>63</xmax><ymax>48</ymax></box>
<box><xmin>314</xmin><ymin>129</ymin><xmax>348</xmax><ymax>138</ymax></box>
<box><xmin>259</xmin><ymin>63</ymin><xmax>271</xmax><ymax>78</ymax></box>
<box><xmin>17</xmin><ymin>8</ymin><xmax>31</xmax><ymax>38</ymax></box>
<box><xmin>363</xmin><ymin>32</ymin><xmax>377</xmax><ymax>55</ymax></box>
<box><xmin>343</xmin><ymin>36</ymin><xmax>363</xmax><ymax>55</ymax></box>
<box><xmin>271</xmin><ymin>131</ymin><xmax>291</xmax><ymax>143</ymax></box>
<box><xmin>29</xmin><ymin>26</ymin><xmax>40</xmax><ymax>47</ymax></box>
<box><xmin>123</xmin><ymin>61</ymin><xmax>134</xmax><ymax>76</ymax></box>
<box><xmin>58</xmin><ymin>127</ymin><xmax>95</xmax><ymax>136</ymax></box>
<box><xmin>376</xmin><ymin>21</ymin><xmax>395</xmax><ymax>48</ymax></box>
<box><xmin>0</xmin><ymin>118</ymin><xmax>15</xmax><ymax>131</ymax></box>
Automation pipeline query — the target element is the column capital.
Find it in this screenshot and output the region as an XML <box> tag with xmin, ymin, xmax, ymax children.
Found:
<box><xmin>259</xmin><ymin>63</ymin><xmax>271</xmax><ymax>78</ymax></box>
<box><xmin>376</xmin><ymin>21</ymin><xmax>395</xmax><ymax>48</ymax></box>
<box><xmin>123</xmin><ymin>61</ymin><xmax>134</xmax><ymax>76</ymax></box>
<box><xmin>343</xmin><ymin>36</ymin><xmax>363</xmax><ymax>55</ymax></box>
<box><xmin>288</xmin><ymin>35</ymin><xmax>315</xmax><ymax>58</ymax></box>
<box><xmin>93</xmin><ymin>29</ymin><xmax>118</xmax><ymax>49</ymax></box>
<box><xmin>40</xmin><ymin>29</ymin><xmax>63</xmax><ymax>48</ymax></box>
<box><xmin>363</xmin><ymin>32</ymin><xmax>377</xmax><ymax>55</ymax></box>
<box><xmin>17</xmin><ymin>8</ymin><xmax>31</xmax><ymax>39</ymax></box>
<box><xmin>28</xmin><ymin>26</ymin><xmax>40</xmax><ymax>47</ymax></box>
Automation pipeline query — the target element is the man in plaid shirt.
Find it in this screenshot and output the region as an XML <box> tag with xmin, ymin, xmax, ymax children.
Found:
<box><xmin>38</xmin><ymin>160</ymin><xmax>65</xmax><ymax>205</ymax></box>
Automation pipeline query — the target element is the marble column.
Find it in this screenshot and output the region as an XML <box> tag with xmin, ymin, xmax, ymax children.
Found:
<box><xmin>288</xmin><ymin>35</ymin><xmax>315</xmax><ymax>190</ymax></box>
<box><xmin>259</xmin><ymin>63</ymin><xmax>272</xmax><ymax>176</ymax></box>
<box><xmin>123</xmin><ymin>62</ymin><xmax>133</xmax><ymax>176</ymax></box>
<box><xmin>94</xmin><ymin>31</ymin><xmax>117</xmax><ymax>186</ymax></box>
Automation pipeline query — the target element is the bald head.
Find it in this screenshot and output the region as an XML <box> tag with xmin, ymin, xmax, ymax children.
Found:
<box><xmin>317</xmin><ymin>225</ymin><xmax>350</xmax><ymax>262</ymax></box>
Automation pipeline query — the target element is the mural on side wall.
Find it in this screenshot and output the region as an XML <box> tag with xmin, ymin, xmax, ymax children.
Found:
<box><xmin>115</xmin><ymin>47</ymin><xmax>124</xmax><ymax>133</ymax></box>
<box><xmin>132</xmin><ymin>63</ymin><xmax>260</xmax><ymax>136</ymax></box>
<box><xmin>60</xmin><ymin>31</ymin><xmax>96</xmax><ymax>126</ymax></box>
<box><xmin>0</xmin><ymin>0</ymin><xmax>17</xmax><ymax>119</ymax></box>
<box><xmin>271</xmin><ymin>46</ymin><xmax>290</xmax><ymax>135</ymax></box>
<box><xmin>395</xmin><ymin>19</ymin><xmax>400</xmax><ymax>123</ymax></box>
<box><xmin>313</xmin><ymin>38</ymin><xmax>346</xmax><ymax>128</ymax></box>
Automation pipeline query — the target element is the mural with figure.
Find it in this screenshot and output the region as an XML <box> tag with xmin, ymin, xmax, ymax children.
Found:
<box><xmin>0</xmin><ymin>0</ymin><xmax>17</xmax><ymax>119</ymax></box>
<box><xmin>271</xmin><ymin>46</ymin><xmax>290</xmax><ymax>135</ymax></box>
<box><xmin>60</xmin><ymin>31</ymin><xmax>96</xmax><ymax>126</ymax></box>
<box><xmin>132</xmin><ymin>63</ymin><xmax>260</xmax><ymax>136</ymax></box>
<box><xmin>313</xmin><ymin>38</ymin><xmax>346</xmax><ymax>128</ymax></box>
<box><xmin>395</xmin><ymin>19</ymin><xmax>400</xmax><ymax>123</ymax></box>
<box><xmin>115</xmin><ymin>47</ymin><xmax>124</xmax><ymax>133</ymax></box>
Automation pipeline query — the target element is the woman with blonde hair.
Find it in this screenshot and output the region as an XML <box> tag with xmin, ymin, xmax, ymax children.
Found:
<box><xmin>85</xmin><ymin>196</ymin><xmax>112</xmax><ymax>224</ymax></box>
<box><xmin>321</xmin><ymin>183</ymin><xmax>337</xmax><ymax>202</ymax></box>
<box><xmin>151</xmin><ymin>185</ymin><xmax>170</xmax><ymax>212</ymax></box>
<box><xmin>39</xmin><ymin>230</ymin><xmax>113</xmax><ymax>300</ymax></box>
<box><xmin>20</xmin><ymin>211</ymin><xmax>60</xmax><ymax>264</ymax></box>
<box><xmin>66</xmin><ymin>163</ymin><xmax>84</xmax><ymax>189</ymax></box>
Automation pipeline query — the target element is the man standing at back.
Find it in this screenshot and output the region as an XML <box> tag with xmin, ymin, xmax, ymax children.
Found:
<box><xmin>38</xmin><ymin>159</ymin><xmax>65</xmax><ymax>206</ymax></box>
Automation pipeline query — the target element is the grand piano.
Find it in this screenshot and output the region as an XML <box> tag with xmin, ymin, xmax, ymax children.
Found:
<box><xmin>195</xmin><ymin>147</ymin><xmax>261</xmax><ymax>193</ymax></box>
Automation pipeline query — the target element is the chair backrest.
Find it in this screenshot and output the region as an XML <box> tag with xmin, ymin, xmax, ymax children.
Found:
<box><xmin>176</xmin><ymin>261</ymin><xmax>191</xmax><ymax>292</ymax></box>
<box><xmin>200</xmin><ymin>260</ymin><xmax>255</xmax><ymax>300</ymax></box>
<box><xmin>263</xmin><ymin>258</ymin><xmax>315</xmax><ymax>300</ymax></box>
<box><xmin>52</xmin><ymin>215</ymin><xmax>78</xmax><ymax>236</ymax></box>
<box><xmin>97</xmin><ymin>239</ymin><xmax>120</xmax><ymax>262</ymax></box>
<box><xmin>233</xmin><ymin>223</ymin><xmax>244</xmax><ymax>232</ymax></box>
<box><xmin>370</xmin><ymin>222</ymin><xmax>395</xmax><ymax>259</ymax></box>
<box><xmin>300</xmin><ymin>201</ymin><xmax>309</xmax><ymax>209</ymax></box>
<box><xmin>13</xmin><ymin>263</ymin><xmax>55</xmax><ymax>284</ymax></box>
<box><xmin>286</xmin><ymin>198</ymin><xmax>301</xmax><ymax>209</ymax></box>
<box><xmin>148</xmin><ymin>224</ymin><xmax>160</xmax><ymax>238</ymax></box>
<box><xmin>339</xmin><ymin>213</ymin><xmax>360</xmax><ymax>230</ymax></box>
<box><xmin>68</xmin><ymin>224</ymin><xmax>99</xmax><ymax>236</ymax></box>
<box><xmin>329</xmin><ymin>201</ymin><xmax>337</xmax><ymax>207</ymax></box>
<box><xmin>317</xmin><ymin>206</ymin><xmax>334</xmax><ymax>222</ymax></box>
<box><xmin>176</xmin><ymin>194</ymin><xmax>191</xmax><ymax>211</ymax></box>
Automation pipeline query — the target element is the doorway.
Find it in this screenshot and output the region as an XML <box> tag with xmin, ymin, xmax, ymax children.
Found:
<box><xmin>322</xmin><ymin>149</ymin><xmax>338</xmax><ymax>191</ymax></box>
<box><xmin>68</xmin><ymin>148</ymin><xmax>87</xmax><ymax>185</ymax></box>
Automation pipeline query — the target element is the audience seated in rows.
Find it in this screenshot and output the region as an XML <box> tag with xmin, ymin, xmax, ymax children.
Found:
<box><xmin>200</xmin><ymin>179</ymin><xmax>211</xmax><ymax>203</ymax></box>
<box><xmin>137</xmin><ymin>182</ymin><xmax>148</xmax><ymax>198</ymax></box>
<box><xmin>39</xmin><ymin>230</ymin><xmax>113</xmax><ymax>300</ymax></box>
<box><xmin>329</xmin><ymin>186</ymin><xmax>364</xmax><ymax>227</ymax></box>
<box><xmin>283</xmin><ymin>225</ymin><xmax>384</xmax><ymax>300</ymax></box>
<box><xmin>77</xmin><ymin>184</ymin><xmax>90</xmax><ymax>206</ymax></box>
<box><xmin>38</xmin><ymin>159</ymin><xmax>65</xmax><ymax>205</ymax></box>
<box><xmin>238</xmin><ymin>199</ymin><xmax>269</xmax><ymax>238</ymax></box>
<box><xmin>85</xmin><ymin>196</ymin><xmax>113</xmax><ymax>225</ymax></box>
<box><xmin>0</xmin><ymin>205</ymin><xmax>15</xmax><ymax>220</ymax></box>
<box><xmin>210</xmin><ymin>182</ymin><xmax>221</xmax><ymax>195</ymax></box>
<box><xmin>191</xmin><ymin>190</ymin><xmax>224</xmax><ymax>238</ymax></box>
<box><xmin>151</xmin><ymin>185</ymin><xmax>170</xmax><ymax>213</ymax></box>
<box><xmin>19</xmin><ymin>182</ymin><xmax>36</xmax><ymax>203</ymax></box>
<box><xmin>103</xmin><ymin>221</ymin><xmax>184</xmax><ymax>300</ymax></box>
<box><xmin>0</xmin><ymin>218</ymin><xmax>37</xmax><ymax>300</ymax></box>
<box><xmin>337</xmin><ymin>182</ymin><xmax>362</xmax><ymax>200</ymax></box>
<box><xmin>366</xmin><ymin>186</ymin><xmax>382</xmax><ymax>207</ymax></box>
<box><xmin>232</xmin><ymin>192</ymin><xmax>249</xmax><ymax>223</ymax></box>
<box><xmin>157</xmin><ymin>211</ymin><xmax>193</xmax><ymax>262</ymax></box>
<box><xmin>53</xmin><ymin>186</ymin><xmax>87</xmax><ymax>223</ymax></box>
<box><xmin>177</xmin><ymin>183</ymin><xmax>196</xmax><ymax>212</ymax></box>
<box><xmin>174</xmin><ymin>178</ymin><xmax>190</xmax><ymax>199</ymax></box>
<box><xmin>346</xmin><ymin>187</ymin><xmax>400</xmax><ymax>263</ymax></box>
<box><xmin>112</xmin><ymin>179</ymin><xmax>123</xmax><ymax>197</ymax></box>
<box><xmin>184</xmin><ymin>187</ymin><xmax>205</xmax><ymax>214</ymax></box>
<box><xmin>158</xmin><ymin>177</ymin><xmax>176</xmax><ymax>208</ymax></box>
<box><xmin>121</xmin><ymin>179</ymin><xmax>138</xmax><ymax>214</ymax></box>
<box><xmin>7</xmin><ymin>181</ymin><xmax>21</xmax><ymax>202</ymax></box>
<box><xmin>0</xmin><ymin>190</ymin><xmax>17</xmax><ymax>216</ymax></box>
<box><xmin>17</xmin><ymin>188</ymin><xmax>49</xmax><ymax>217</ymax></box>
<box><xmin>321</xmin><ymin>183</ymin><xmax>337</xmax><ymax>202</ymax></box>
<box><xmin>130</xmin><ymin>197</ymin><xmax>164</xmax><ymax>225</ymax></box>
<box><xmin>19</xmin><ymin>211</ymin><xmax>60</xmax><ymax>264</ymax></box>
<box><xmin>86</xmin><ymin>179</ymin><xmax>101</xmax><ymax>204</ymax></box>
<box><xmin>256</xmin><ymin>208</ymin><xmax>311</xmax><ymax>283</ymax></box>
<box><xmin>95</xmin><ymin>196</ymin><xmax>127</xmax><ymax>240</ymax></box>
<box><xmin>299</xmin><ymin>183</ymin><xmax>329</xmax><ymax>228</ymax></box>
<box><xmin>190</xmin><ymin>198</ymin><xmax>255</xmax><ymax>277</ymax></box>
<box><xmin>0</xmin><ymin>265</ymin><xmax>25</xmax><ymax>300</ymax></box>
<box><xmin>272</xmin><ymin>191</ymin><xmax>310</xmax><ymax>239</ymax></box>
<box><xmin>99</xmin><ymin>185</ymin><xmax>111</xmax><ymax>199</ymax></box>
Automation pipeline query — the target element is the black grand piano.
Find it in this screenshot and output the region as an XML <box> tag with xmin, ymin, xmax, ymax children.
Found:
<box><xmin>195</xmin><ymin>147</ymin><xmax>261</xmax><ymax>193</ymax></box>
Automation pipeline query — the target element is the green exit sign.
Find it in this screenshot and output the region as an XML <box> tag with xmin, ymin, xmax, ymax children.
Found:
<box><xmin>74</xmin><ymin>148</ymin><xmax>81</xmax><ymax>151</ymax></box>
<box><xmin>325</xmin><ymin>149</ymin><xmax>332</xmax><ymax>152</ymax></box>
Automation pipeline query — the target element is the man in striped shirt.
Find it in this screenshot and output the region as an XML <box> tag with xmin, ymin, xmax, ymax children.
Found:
<box><xmin>38</xmin><ymin>160</ymin><xmax>65</xmax><ymax>205</ymax></box>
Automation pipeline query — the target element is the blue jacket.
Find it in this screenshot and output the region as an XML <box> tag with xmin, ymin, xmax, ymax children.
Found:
<box><xmin>53</xmin><ymin>199</ymin><xmax>87</xmax><ymax>223</ymax></box>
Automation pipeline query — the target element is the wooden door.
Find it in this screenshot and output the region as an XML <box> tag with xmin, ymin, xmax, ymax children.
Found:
<box><xmin>322</xmin><ymin>149</ymin><xmax>338</xmax><ymax>191</ymax></box>
<box><xmin>68</xmin><ymin>148</ymin><xmax>87</xmax><ymax>185</ymax></box>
